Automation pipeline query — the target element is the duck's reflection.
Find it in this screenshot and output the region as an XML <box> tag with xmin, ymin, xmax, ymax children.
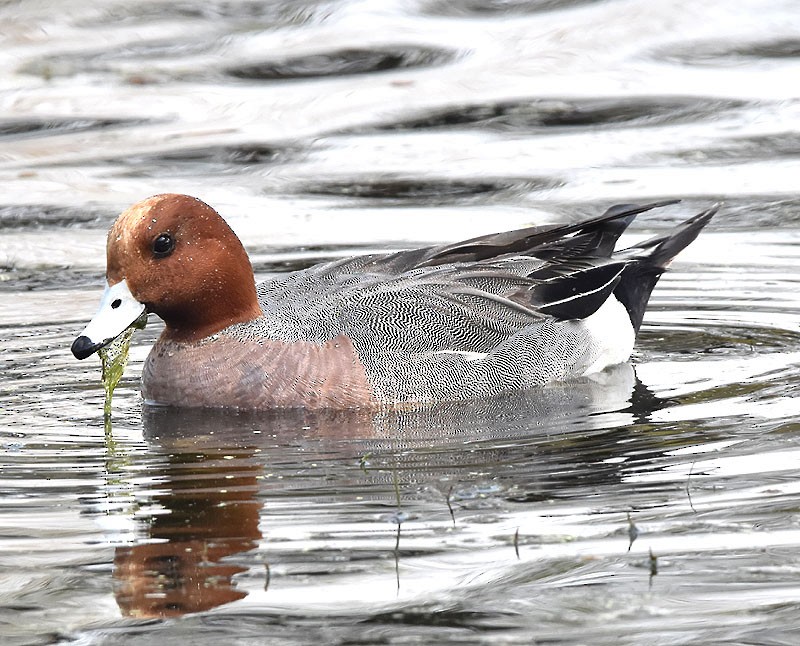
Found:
<box><xmin>113</xmin><ymin>363</ymin><xmax>667</xmax><ymax>617</ymax></box>
<box><xmin>113</xmin><ymin>439</ymin><xmax>262</xmax><ymax>617</ymax></box>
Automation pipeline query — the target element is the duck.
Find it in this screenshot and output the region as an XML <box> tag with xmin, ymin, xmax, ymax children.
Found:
<box><xmin>71</xmin><ymin>194</ymin><xmax>717</xmax><ymax>409</ymax></box>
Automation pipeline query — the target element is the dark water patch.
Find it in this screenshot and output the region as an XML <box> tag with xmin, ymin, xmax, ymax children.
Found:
<box><xmin>296</xmin><ymin>176</ymin><xmax>559</xmax><ymax>204</ymax></box>
<box><xmin>113</xmin><ymin>143</ymin><xmax>294</xmax><ymax>175</ymax></box>
<box><xmin>650</xmin><ymin>132</ymin><xmax>800</xmax><ymax>165</ymax></box>
<box><xmin>150</xmin><ymin>144</ymin><xmax>286</xmax><ymax>165</ymax></box>
<box><xmin>360</xmin><ymin>609</ymin><xmax>516</xmax><ymax>632</ymax></box>
<box><xmin>19</xmin><ymin>44</ymin><xmax>206</xmax><ymax>82</ymax></box>
<box><xmin>250</xmin><ymin>244</ymin><xmax>409</xmax><ymax>274</ymax></box>
<box><xmin>0</xmin><ymin>266</ymin><xmax>103</xmax><ymax>292</ymax></box>
<box><xmin>0</xmin><ymin>117</ymin><xmax>143</xmax><ymax>140</ymax></box>
<box><xmin>0</xmin><ymin>204</ymin><xmax>110</xmax><ymax>230</ymax></box>
<box><xmin>679</xmin><ymin>196</ymin><xmax>800</xmax><ymax>229</ymax></box>
<box><xmin>734</xmin><ymin>38</ymin><xmax>800</xmax><ymax>59</ymax></box>
<box><xmin>1</xmin><ymin>323</ymin><xmax>94</xmax><ymax>386</ymax></box>
<box><xmin>654</xmin><ymin>38</ymin><xmax>800</xmax><ymax>66</ymax></box>
<box><xmin>226</xmin><ymin>45</ymin><xmax>456</xmax><ymax>81</ymax></box>
<box><xmin>80</xmin><ymin>0</ymin><xmax>331</xmax><ymax>29</ymax></box>
<box><xmin>542</xmin><ymin>195</ymin><xmax>800</xmax><ymax>229</ymax></box>
<box><xmin>351</xmin><ymin>96</ymin><xmax>748</xmax><ymax>134</ymax></box>
<box><xmin>425</xmin><ymin>0</ymin><xmax>598</xmax><ymax>17</ymax></box>
<box><xmin>33</xmin><ymin>143</ymin><xmax>297</xmax><ymax>177</ymax></box>
<box><xmin>122</xmin><ymin>614</ymin><xmax>490</xmax><ymax>645</ymax></box>
<box><xmin>637</xmin><ymin>323</ymin><xmax>800</xmax><ymax>358</ymax></box>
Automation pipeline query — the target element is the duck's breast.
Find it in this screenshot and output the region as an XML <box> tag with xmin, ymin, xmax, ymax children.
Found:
<box><xmin>142</xmin><ymin>333</ymin><xmax>377</xmax><ymax>409</ymax></box>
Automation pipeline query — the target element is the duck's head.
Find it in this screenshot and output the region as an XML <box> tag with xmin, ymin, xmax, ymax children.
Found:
<box><xmin>71</xmin><ymin>194</ymin><xmax>262</xmax><ymax>359</ymax></box>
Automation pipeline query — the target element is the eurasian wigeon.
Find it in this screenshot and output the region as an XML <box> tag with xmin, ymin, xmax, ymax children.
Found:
<box><xmin>72</xmin><ymin>194</ymin><xmax>716</xmax><ymax>409</ymax></box>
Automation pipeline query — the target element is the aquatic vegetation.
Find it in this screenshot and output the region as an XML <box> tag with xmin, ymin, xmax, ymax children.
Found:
<box><xmin>98</xmin><ymin>313</ymin><xmax>146</xmax><ymax>423</ymax></box>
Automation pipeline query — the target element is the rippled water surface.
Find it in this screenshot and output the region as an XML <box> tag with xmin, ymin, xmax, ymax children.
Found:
<box><xmin>2</xmin><ymin>0</ymin><xmax>800</xmax><ymax>644</ymax></box>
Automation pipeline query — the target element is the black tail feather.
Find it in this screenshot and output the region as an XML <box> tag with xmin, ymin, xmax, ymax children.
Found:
<box><xmin>416</xmin><ymin>199</ymin><xmax>680</xmax><ymax>268</ymax></box>
<box><xmin>614</xmin><ymin>204</ymin><xmax>720</xmax><ymax>333</ymax></box>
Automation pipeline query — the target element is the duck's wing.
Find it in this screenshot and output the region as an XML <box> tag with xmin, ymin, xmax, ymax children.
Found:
<box><xmin>256</xmin><ymin>201</ymin><xmax>712</xmax><ymax>345</ymax></box>
<box><xmin>257</xmin><ymin>246</ymin><xmax>630</xmax><ymax>347</ymax></box>
<box><xmin>424</xmin><ymin>257</ymin><xmax>628</xmax><ymax>322</ymax></box>
<box><xmin>335</xmin><ymin>200</ymin><xmax>677</xmax><ymax>323</ymax></box>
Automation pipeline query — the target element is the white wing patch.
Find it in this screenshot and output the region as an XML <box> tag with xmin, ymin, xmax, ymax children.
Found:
<box><xmin>429</xmin><ymin>350</ymin><xmax>489</xmax><ymax>362</ymax></box>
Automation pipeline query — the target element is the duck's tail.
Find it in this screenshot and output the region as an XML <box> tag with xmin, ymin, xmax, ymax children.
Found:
<box><xmin>613</xmin><ymin>204</ymin><xmax>720</xmax><ymax>333</ymax></box>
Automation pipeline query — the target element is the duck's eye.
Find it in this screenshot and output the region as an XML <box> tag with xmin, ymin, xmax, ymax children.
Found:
<box><xmin>152</xmin><ymin>233</ymin><xmax>175</xmax><ymax>258</ymax></box>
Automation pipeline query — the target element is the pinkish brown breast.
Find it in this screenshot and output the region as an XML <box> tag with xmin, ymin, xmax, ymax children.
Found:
<box><xmin>142</xmin><ymin>333</ymin><xmax>378</xmax><ymax>409</ymax></box>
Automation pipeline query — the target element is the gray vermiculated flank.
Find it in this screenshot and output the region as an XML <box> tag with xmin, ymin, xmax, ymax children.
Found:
<box><xmin>227</xmin><ymin>252</ymin><xmax>597</xmax><ymax>404</ymax></box>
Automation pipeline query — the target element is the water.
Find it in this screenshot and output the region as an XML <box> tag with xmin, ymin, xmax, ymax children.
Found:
<box><xmin>2</xmin><ymin>0</ymin><xmax>800</xmax><ymax>643</ymax></box>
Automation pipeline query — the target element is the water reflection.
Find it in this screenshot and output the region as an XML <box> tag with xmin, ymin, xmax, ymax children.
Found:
<box><xmin>113</xmin><ymin>363</ymin><xmax>657</xmax><ymax>617</ymax></box>
<box><xmin>112</xmin><ymin>440</ymin><xmax>262</xmax><ymax>618</ymax></box>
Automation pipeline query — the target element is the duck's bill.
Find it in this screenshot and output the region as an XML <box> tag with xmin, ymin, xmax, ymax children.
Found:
<box><xmin>71</xmin><ymin>280</ymin><xmax>147</xmax><ymax>360</ymax></box>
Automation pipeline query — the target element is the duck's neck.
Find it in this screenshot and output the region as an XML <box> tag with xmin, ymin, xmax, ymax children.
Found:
<box><xmin>160</xmin><ymin>307</ymin><xmax>263</xmax><ymax>343</ymax></box>
<box><xmin>160</xmin><ymin>274</ymin><xmax>263</xmax><ymax>343</ymax></box>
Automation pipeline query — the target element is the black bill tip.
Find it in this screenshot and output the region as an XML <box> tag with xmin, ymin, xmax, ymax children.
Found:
<box><xmin>71</xmin><ymin>335</ymin><xmax>103</xmax><ymax>360</ymax></box>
